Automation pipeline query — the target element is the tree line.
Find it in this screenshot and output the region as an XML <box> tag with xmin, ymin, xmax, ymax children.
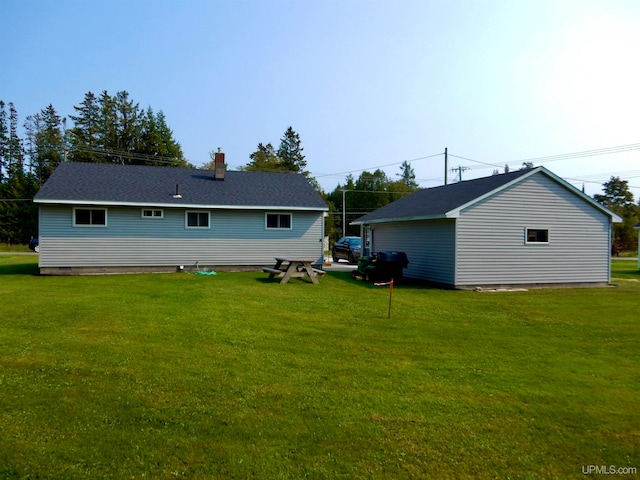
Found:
<box><xmin>0</xmin><ymin>92</ymin><xmax>187</xmax><ymax>244</ymax></box>
<box><xmin>1</xmin><ymin>92</ymin><xmax>638</xmax><ymax>253</ymax></box>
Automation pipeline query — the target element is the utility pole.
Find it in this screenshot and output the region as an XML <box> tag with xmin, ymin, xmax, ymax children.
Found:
<box><xmin>444</xmin><ymin>147</ymin><xmax>448</xmax><ymax>185</ymax></box>
<box><xmin>451</xmin><ymin>165</ymin><xmax>470</xmax><ymax>182</ymax></box>
<box><xmin>340</xmin><ymin>189</ymin><xmax>347</xmax><ymax>237</ymax></box>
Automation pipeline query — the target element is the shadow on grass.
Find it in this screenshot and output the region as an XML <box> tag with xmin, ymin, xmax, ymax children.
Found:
<box><xmin>0</xmin><ymin>262</ymin><xmax>40</xmax><ymax>276</ymax></box>
<box><xmin>611</xmin><ymin>260</ymin><xmax>640</xmax><ymax>280</ymax></box>
<box><xmin>326</xmin><ymin>270</ymin><xmax>441</xmax><ymax>291</ymax></box>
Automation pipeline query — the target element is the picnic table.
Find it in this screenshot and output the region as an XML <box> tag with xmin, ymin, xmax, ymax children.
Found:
<box><xmin>262</xmin><ymin>257</ymin><xmax>325</xmax><ymax>284</ymax></box>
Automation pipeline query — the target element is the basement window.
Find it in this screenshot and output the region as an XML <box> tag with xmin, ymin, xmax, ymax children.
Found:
<box><xmin>186</xmin><ymin>211</ymin><xmax>210</xmax><ymax>228</ymax></box>
<box><xmin>266</xmin><ymin>213</ymin><xmax>292</xmax><ymax>230</ymax></box>
<box><xmin>525</xmin><ymin>228</ymin><xmax>549</xmax><ymax>244</ymax></box>
<box><xmin>142</xmin><ymin>209</ymin><xmax>163</xmax><ymax>219</ymax></box>
<box><xmin>74</xmin><ymin>208</ymin><xmax>107</xmax><ymax>227</ymax></box>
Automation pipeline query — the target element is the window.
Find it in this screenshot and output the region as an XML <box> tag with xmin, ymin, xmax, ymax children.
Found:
<box><xmin>186</xmin><ymin>211</ymin><xmax>210</xmax><ymax>228</ymax></box>
<box><xmin>266</xmin><ymin>213</ymin><xmax>292</xmax><ymax>229</ymax></box>
<box><xmin>74</xmin><ymin>208</ymin><xmax>107</xmax><ymax>226</ymax></box>
<box><xmin>142</xmin><ymin>209</ymin><xmax>163</xmax><ymax>219</ymax></box>
<box><xmin>525</xmin><ymin>228</ymin><xmax>549</xmax><ymax>244</ymax></box>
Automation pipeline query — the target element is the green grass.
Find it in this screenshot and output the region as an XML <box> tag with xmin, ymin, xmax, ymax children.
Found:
<box><xmin>1</xmin><ymin>255</ymin><xmax>639</xmax><ymax>479</ymax></box>
<box><xmin>0</xmin><ymin>244</ymin><xmax>30</xmax><ymax>252</ymax></box>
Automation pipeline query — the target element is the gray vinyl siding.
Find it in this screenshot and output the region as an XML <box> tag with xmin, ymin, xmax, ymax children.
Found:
<box><xmin>39</xmin><ymin>205</ymin><xmax>324</xmax><ymax>268</ymax></box>
<box><xmin>370</xmin><ymin>219</ymin><xmax>456</xmax><ymax>284</ymax></box>
<box><xmin>455</xmin><ymin>175</ymin><xmax>611</xmax><ymax>286</ymax></box>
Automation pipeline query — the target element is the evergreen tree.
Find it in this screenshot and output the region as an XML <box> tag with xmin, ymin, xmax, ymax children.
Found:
<box><xmin>0</xmin><ymin>163</ymin><xmax>38</xmax><ymax>244</ymax></box>
<box><xmin>0</xmin><ymin>101</ymin><xmax>8</xmax><ymax>182</ymax></box>
<box><xmin>113</xmin><ymin>91</ymin><xmax>142</xmax><ymax>162</ymax></box>
<box><xmin>23</xmin><ymin>113</ymin><xmax>42</xmax><ymax>175</ymax></box>
<box><xmin>7</xmin><ymin>102</ymin><xmax>23</xmax><ymax>167</ymax></box>
<box><xmin>36</xmin><ymin>104</ymin><xmax>64</xmax><ymax>183</ymax></box>
<box><xmin>69</xmin><ymin>91</ymin><xmax>101</xmax><ymax>163</ymax></box>
<box><xmin>154</xmin><ymin>110</ymin><xmax>187</xmax><ymax>166</ymax></box>
<box><xmin>244</xmin><ymin>143</ymin><xmax>282</xmax><ymax>172</ymax></box>
<box><xmin>70</xmin><ymin>91</ymin><xmax>186</xmax><ymax>166</ymax></box>
<box><xmin>98</xmin><ymin>90</ymin><xmax>118</xmax><ymax>162</ymax></box>
<box><xmin>397</xmin><ymin>161</ymin><xmax>418</xmax><ymax>188</ymax></box>
<box><xmin>277</xmin><ymin>126</ymin><xmax>306</xmax><ymax>173</ymax></box>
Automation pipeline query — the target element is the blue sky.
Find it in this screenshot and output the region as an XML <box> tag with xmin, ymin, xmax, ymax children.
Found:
<box><xmin>3</xmin><ymin>0</ymin><xmax>640</xmax><ymax>199</ymax></box>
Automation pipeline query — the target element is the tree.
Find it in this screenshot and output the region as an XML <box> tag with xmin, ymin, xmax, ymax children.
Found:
<box><xmin>397</xmin><ymin>161</ymin><xmax>418</xmax><ymax>188</ymax></box>
<box><xmin>0</xmin><ymin>101</ymin><xmax>8</xmax><ymax>182</ymax></box>
<box><xmin>244</xmin><ymin>143</ymin><xmax>282</xmax><ymax>172</ymax></box>
<box><xmin>114</xmin><ymin>91</ymin><xmax>142</xmax><ymax>161</ymax></box>
<box><xmin>139</xmin><ymin>108</ymin><xmax>187</xmax><ymax>167</ymax></box>
<box><xmin>277</xmin><ymin>126</ymin><xmax>307</xmax><ymax>173</ymax></box>
<box><xmin>594</xmin><ymin>177</ymin><xmax>635</xmax><ymax>216</ymax></box>
<box><xmin>7</xmin><ymin>102</ymin><xmax>23</xmax><ymax>167</ymax></box>
<box><xmin>243</xmin><ymin>127</ymin><xmax>317</xmax><ymax>183</ymax></box>
<box><xmin>594</xmin><ymin>176</ymin><xmax>638</xmax><ymax>253</ymax></box>
<box><xmin>33</xmin><ymin>104</ymin><xmax>64</xmax><ymax>183</ymax></box>
<box><xmin>0</xmin><ymin>163</ymin><xmax>38</xmax><ymax>244</ymax></box>
<box><xmin>69</xmin><ymin>91</ymin><xmax>102</xmax><ymax>163</ymax></box>
<box><xmin>69</xmin><ymin>91</ymin><xmax>187</xmax><ymax>166</ymax></box>
<box><xmin>0</xmin><ymin>101</ymin><xmax>38</xmax><ymax>244</ymax></box>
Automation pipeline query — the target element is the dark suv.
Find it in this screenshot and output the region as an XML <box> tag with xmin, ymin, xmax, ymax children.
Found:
<box><xmin>29</xmin><ymin>237</ymin><xmax>39</xmax><ymax>253</ymax></box>
<box><xmin>331</xmin><ymin>236</ymin><xmax>362</xmax><ymax>264</ymax></box>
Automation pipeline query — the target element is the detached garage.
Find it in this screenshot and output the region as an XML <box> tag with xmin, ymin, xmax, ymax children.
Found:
<box><xmin>352</xmin><ymin>167</ymin><xmax>621</xmax><ymax>289</ymax></box>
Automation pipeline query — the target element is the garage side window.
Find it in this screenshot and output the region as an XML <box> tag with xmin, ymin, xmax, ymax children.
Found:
<box><xmin>525</xmin><ymin>228</ymin><xmax>549</xmax><ymax>244</ymax></box>
<box><xmin>266</xmin><ymin>213</ymin><xmax>292</xmax><ymax>229</ymax></box>
<box><xmin>74</xmin><ymin>208</ymin><xmax>107</xmax><ymax>227</ymax></box>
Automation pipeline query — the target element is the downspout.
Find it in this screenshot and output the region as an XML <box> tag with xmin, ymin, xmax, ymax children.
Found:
<box><xmin>320</xmin><ymin>211</ymin><xmax>327</xmax><ymax>266</ymax></box>
<box><xmin>608</xmin><ymin>217</ymin><xmax>613</xmax><ymax>284</ymax></box>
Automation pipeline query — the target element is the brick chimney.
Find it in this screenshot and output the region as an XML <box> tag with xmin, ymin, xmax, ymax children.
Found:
<box><xmin>214</xmin><ymin>151</ymin><xmax>226</xmax><ymax>180</ymax></box>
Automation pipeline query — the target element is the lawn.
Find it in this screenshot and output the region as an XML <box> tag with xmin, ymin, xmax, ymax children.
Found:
<box><xmin>1</xmin><ymin>255</ymin><xmax>638</xmax><ymax>479</ymax></box>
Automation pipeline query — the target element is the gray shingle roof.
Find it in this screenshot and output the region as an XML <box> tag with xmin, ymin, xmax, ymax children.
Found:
<box><xmin>352</xmin><ymin>167</ymin><xmax>619</xmax><ymax>224</ymax></box>
<box><xmin>34</xmin><ymin>162</ymin><xmax>328</xmax><ymax>210</ymax></box>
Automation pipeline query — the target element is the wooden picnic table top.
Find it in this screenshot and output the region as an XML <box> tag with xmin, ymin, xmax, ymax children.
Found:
<box><xmin>274</xmin><ymin>257</ymin><xmax>315</xmax><ymax>263</ymax></box>
<box><xmin>266</xmin><ymin>258</ymin><xmax>323</xmax><ymax>284</ymax></box>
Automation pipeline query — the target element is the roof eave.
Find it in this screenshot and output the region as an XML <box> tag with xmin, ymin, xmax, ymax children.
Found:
<box><xmin>351</xmin><ymin>214</ymin><xmax>447</xmax><ymax>225</ymax></box>
<box><xmin>34</xmin><ymin>198</ymin><xmax>328</xmax><ymax>211</ymax></box>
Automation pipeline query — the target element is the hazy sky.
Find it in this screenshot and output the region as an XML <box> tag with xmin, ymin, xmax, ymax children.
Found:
<box><xmin>3</xmin><ymin>0</ymin><xmax>640</xmax><ymax>199</ymax></box>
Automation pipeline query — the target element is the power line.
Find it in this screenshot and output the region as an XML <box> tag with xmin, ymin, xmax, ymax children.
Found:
<box><xmin>70</xmin><ymin>145</ymin><xmax>185</xmax><ymax>166</ymax></box>
<box><xmin>514</xmin><ymin>143</ymin><xmax>640</xmax><ymax>164</ymax></box>
<box><xmin>313</xmin><ymin>152</ymin><xmax>443</xmax><ymax>179</ymax></box>
<box><xmin>449</xmin><ymin>143</ymin><xmax>640</xmax><ymax>172</ymax></box>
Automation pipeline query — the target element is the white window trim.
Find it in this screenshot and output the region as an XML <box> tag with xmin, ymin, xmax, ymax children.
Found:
<box><xmin>141</xmin><ymin>209</ymin><xmax>164</xmax><ymax>219</ymax></box>
<box><xmin>185</xmin><ymin>210</ymin><xmax>210</xmax><ymax>229</ymax></box>
<box><xmin>265</xmin><ymin>212</ymin><xmax>292</xmax><ymax>230</ymax></box>
<box><xmin>73</xmin><ymin>207</ymin><xmax>108</xmax><ymax>227</ymax></box>
<box><xmin>524</xmin><ymin>227</ymin><xmax>549</xmax><ymax>245</ymax></box>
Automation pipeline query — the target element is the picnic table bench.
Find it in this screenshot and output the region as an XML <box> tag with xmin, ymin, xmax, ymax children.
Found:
<box><xmin>262</xmin><ymin>257</ymin><xmax>325</xmax><ymax>284</ymax></box>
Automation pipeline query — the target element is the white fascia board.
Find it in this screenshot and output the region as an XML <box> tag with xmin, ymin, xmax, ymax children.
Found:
<box><xmin>351</xmin><ymin>214</ymin><xmax>446</xmax><ymax>225</ymax></box>
<box><xmin>444</xmin><ymin>166</ymin><xmax>623</xmax><ymax>222</ymax></box>
<box><xmin>34</xmin><ymin>198</ymin><xmax>328</xmax><ymax>212</ymax></box>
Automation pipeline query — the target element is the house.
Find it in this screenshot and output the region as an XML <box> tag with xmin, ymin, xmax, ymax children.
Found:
<box><xmin>352</xmin><ymin>167</ymin><xmax>621</xmax><ymax>289</ymax></box>
<box><xmin>33</xmin><ymin>154</ymin><xmax>328</xmax><ymax>274</ymax></box>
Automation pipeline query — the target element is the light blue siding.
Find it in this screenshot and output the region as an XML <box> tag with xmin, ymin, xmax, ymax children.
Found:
<box><xmin>370</xmin><ymin>220</ymin><xmax>456</xmax><ymax>284</ymax></box>
<box><xmin>362</xmin><ymin>173</ymin><xmax>613</xmax><ymax>287</ymax></box>
<box><xmin>39</xmin><ymin>205</ymin><xmax>324</xmax><ymax>268</ymax></box>
<box><xmin>454</xmin><ymin>174</ymin><xmax>611</xmax><ymax>286</ymax></box>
